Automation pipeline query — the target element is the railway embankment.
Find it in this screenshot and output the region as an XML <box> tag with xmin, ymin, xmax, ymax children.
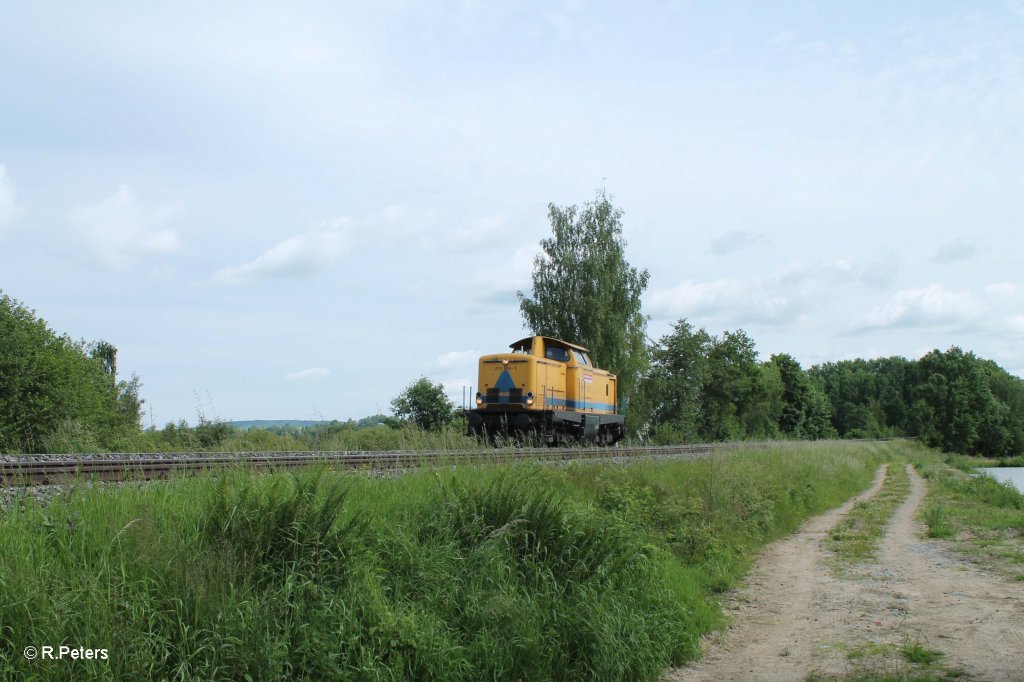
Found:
<box><xmin>1</xmin><ymin>440</ymin><xmax>901</xmax><ymax>681</ymax></box>
<box><xmin>5</xmin><ymin>441</ymin><xmax>1019</xmax><ymax>681</ymax></box>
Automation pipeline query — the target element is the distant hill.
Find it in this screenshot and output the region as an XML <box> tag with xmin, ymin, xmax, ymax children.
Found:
<box><xmin>229</xmin><ymin>415</ymin><xmax>390</xmax><ymax>430</ymax></box>
<box><xmin>229</xmin><ymin>420</ymin><xmax>328</xmax><ymax>430</ymax></box>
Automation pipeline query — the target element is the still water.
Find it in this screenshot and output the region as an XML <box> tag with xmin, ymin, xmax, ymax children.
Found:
<box><xmin>976</xmin><ymin>467</ymin><xmax>1024</xmax><ymax>492</ymax></box>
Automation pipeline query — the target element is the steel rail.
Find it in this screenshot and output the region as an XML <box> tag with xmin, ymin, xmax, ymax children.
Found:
<box><xmin>0</xmin><ymin>443</ymin><xmax>734</xmax><ymax>486</ymax></box>
<box><xmin>0</xmin><ymin>439</ymin><xmax>881</xmax><ymax>487</ymax></box>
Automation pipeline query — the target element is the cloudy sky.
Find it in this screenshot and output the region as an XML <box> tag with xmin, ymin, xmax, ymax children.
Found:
<box><xmin>2</xmin><ymin>1</ymin><xmax>1021</xmax><ymax>426</ymax></box>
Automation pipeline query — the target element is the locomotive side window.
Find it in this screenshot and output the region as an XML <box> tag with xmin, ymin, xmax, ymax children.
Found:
<box><xmin>545</xmin><ymin>347</ymin><xmax>569</xmax><ymax>362</ymax></box>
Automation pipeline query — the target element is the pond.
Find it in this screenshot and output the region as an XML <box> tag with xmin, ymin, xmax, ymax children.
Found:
<box><xmin>976</xmin><ymin>467</ymin><xmax>1024</xmax><ymax>492</ymax></box>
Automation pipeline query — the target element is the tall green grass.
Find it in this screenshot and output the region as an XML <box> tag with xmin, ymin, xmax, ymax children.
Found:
<box><xmin>105</xmin><ymin>421</ymin><xmax>487</xmax><ymax>454</ymax></box>
<box><xmin>920</xmin><ymin>463</ymin><xmax>1024</xmax><ymax>536</ymax></box>
<box><xmin>0</xmin><ymin>441</ymin><xmax>914</xmax><ymax>680</ymax></box>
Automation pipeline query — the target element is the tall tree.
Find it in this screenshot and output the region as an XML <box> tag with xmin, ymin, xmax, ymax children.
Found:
<box><xmin>770</xmin><ymin>353</ymin><xmax>835</xmax><ymax>439</ymax></box>
<box><xmin>518</xmin><ymin>187</ymin><xmax>650</xmax><ymax>418</ymax></box>
<box><xmin>910</xmin><ymin>347</ymin><xmax>1010</xmax><ymax>456</ymax></box>
<box><xmin>645</xmin><ymin>319</ymin><xmax>712</xmax><ymax>442</ymax></box>
<box><xmin>0</xmin><ymin>292</ymin><xmax>143</xmax><ymax>452</ymax></box>
<box><xmin>391</xmin><ymin>377</ymin><xmax>455</xmax><ymax>432</ymax></box>
<box><xmin>700</xmin><ymin>330</ymin><xmax>769</xmax><ymax>440</ymax></box>
<box><xmin>771</xmin><ymin>353</ymin><xmax>810</xmax><ymax>436</ymax></box>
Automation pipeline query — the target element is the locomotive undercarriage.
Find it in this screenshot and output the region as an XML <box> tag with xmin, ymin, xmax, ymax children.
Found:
<box><xmin>466</xmin><ymin>407</ymin><xmax>625</xmax><ymax>446</ymax></box>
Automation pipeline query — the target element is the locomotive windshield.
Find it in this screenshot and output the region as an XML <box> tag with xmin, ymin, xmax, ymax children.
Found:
<box><xmin>572</xmin><ymin>350</ymin><xmax>592</xmax><ymax>365</ymax></box>
<box><xmin>511</xmin><ymin>340</ymin><xmax>531</xmax><ymax>354</ymax></box>
<box><xmin>545</xmin><ymin>346</ymin><xmax>570</xmax><ymax>362</ymax></box>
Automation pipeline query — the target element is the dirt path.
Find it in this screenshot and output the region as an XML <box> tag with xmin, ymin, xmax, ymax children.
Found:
<box><xmin>664</xmin><ymin>465</ymin><xmax>1024</xmax><ymax>681</ymax></box>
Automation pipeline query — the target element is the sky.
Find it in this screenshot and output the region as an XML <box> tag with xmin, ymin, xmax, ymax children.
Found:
<box><xmin>1</xmin><ymin>1</ymin><xmax>1022</xmax><ymax>426</ymax></box>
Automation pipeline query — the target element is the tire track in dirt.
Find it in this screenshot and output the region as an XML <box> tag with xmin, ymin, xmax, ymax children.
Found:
<box><xmin>664</xmin><ymin>464</ymin><xmax>1024</xmax><ymax>681</ymax></box>
<box><xmin>859</xmin><ymin>465</ymin><xmax>1024</xmax><ymax>681</ymax></box>
<box><xmin>663</xmin><ymin>465</ymin><xmax>890</xmax><ymax>682</ymax></box>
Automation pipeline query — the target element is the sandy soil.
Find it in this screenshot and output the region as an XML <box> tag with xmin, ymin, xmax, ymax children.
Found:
<box><xmin>664</xmin><ymin>465</ymin><xmax>1024</xmax><ymax>681</ymax></box>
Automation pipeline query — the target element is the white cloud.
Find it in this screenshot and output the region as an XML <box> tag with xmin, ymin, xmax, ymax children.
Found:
<box><xmin>443</xmin><ymin>214</ymin><xmax>506</xmax><ymax>252</ymax></box>
<box><xmin>708</xmin><ymin>230</ymin><xmax>766</xmax><ymax>256</ymax></box>
<box><xmin>436</xmin><ymin>350</ymin><xmax>478</xmax><ymax>370</ymax></box>
<box><xmin>67</xmin><ymin>185</ymin><xmax>181</xmax><ymax>267</ymax></box>
<box><xmin>0</xmin><ymin>165</ymin><xmax>22</xmax><ymax>228</ymax></box>
<box><xmin>932</xmin><ymin>239</ymin><xmax>977</xmax><ymax>263</ymax></box>
<box><xmin>1006</xmin><ymin>316</ymin><xmax>1024</xmax><ymax>335</ymax></box>
<box><xmin>214</xmin><ymin>218</ymin><xmax>349</xmax><ymax>283</ymax></box>
<box><xmin>851</xmin><ymin>284</ymin><xmax>981</xmax><ymax>332</ymax></box>
<box><xmin>441</xmin><ymin>378</ymin><xmax>475</xmax><ymax>407</ymax></box>
<box><xmin>984</xmin><ymin>282</ymin><xmax>1016</xmax><ymax>298</ymax></box>
<box><xmin>647</xmin><ymin>261</ymin><xmax>855</xmax><ymax>325</ymax></box>
<box><xmin>284</xmin><ymin>367</ymin><xmax>330</xmax><ymax>381</ymax></box>
<box><xmin>648</xmin><ymin>278</ymin><xmax>747</xmax><ymax>316</ymax></box>
<box><xmin>859</xmin><ymin>261</ymin><xmax>899</xmax><ymax>290</ymax></box>
<box><xmin>380</xmin><ymin>204</ymin><xmax>411</xmax><ymax>220</ymax></box>
<box><xmin>471</xmin><ymin>242</ymin><xmax>542</xmax><ymax>307</ymax></box>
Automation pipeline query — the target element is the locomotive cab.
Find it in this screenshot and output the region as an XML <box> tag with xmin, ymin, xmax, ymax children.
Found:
<box><xmin>467</xmin><ymin>336</ymin><xmax>625</xmax><ymax>446</ymax></box>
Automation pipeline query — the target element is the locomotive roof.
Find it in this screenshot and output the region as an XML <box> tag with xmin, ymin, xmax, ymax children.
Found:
<box><xmin>509</xmin><ymin>336</ymin><xmax>590</xmax><ymax>353</ymax></box>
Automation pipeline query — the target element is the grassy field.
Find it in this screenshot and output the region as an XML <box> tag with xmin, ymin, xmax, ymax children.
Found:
<box><xmin>44</xmin><ymin>419</ymin><xmax>490</xmax><ymax>455</ymax></box>
<box><xmin>919</xmin><ymin>459</ymin><xmax>1024</xmax><ymax>580</ymax></box>
<box><xmin>0</xmin><ymin>441</ymin><xmax>926</xmax><ymax>680</ymax></box>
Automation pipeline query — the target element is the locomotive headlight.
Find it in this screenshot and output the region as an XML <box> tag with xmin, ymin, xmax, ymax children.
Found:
<box><xmin>526</xmin><ymin>391</ymin><xmax>535</xmax><ymax>406</ymax></box>
<box><xmin>502</xmin><ymin>358</ymin><xmax>509</xmax><ymax>365</ymax></box>
<box><xmin>475</xmin><ymin>392</ymin><xmax>483</xmax><ymax>406</ymax></box>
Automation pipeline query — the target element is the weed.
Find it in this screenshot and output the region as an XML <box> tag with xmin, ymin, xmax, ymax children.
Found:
<box><xmin>901</xmin><ymin>642</ymin><xmax>944</xmax><ymax>666</ymax></box>
<box><xmin>923</xmin><ymin>506</ymin><xmax>954</xmax><ymax>539</ymax></box>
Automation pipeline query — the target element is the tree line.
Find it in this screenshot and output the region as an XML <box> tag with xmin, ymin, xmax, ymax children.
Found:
<box><xmin>635</xmin><ymin>320</ymin><xmax>1024</xmax><ymax>457</ymax></box>
<box><xmin>4</xmin><ymin>188</ymin><xmax>1022</xmax><ymax>458</ymax></box>
<box><xmin>515</xmin><ymin>188</ymin><xmax>1024</xmax><ymax>458</ymax></box>
<box><xmin>1</xmin><ymin>291</ymin><xmax>142</xmax><ymax>453</ymax></box>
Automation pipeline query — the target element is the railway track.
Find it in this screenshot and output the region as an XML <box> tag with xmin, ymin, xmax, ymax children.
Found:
<box><xmin>0</xmin><ymin>439</ymin><xmax>890</xmax><ymax>487</ymax></box>
<box><xmin>0</xmin><ymin>444</ymin><xmax>733</xmax><ymax>487</ymax></box>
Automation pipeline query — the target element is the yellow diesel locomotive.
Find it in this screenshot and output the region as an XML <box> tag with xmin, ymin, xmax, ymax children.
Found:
<box><xmin>467</xmin><ymin>336</ymin><xmax>625</xmax><ymax>445</ymax></box>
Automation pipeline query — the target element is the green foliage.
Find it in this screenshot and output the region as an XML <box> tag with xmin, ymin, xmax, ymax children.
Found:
<box><xmin>809</xmin><ymin>349</ymin><xmax>1024</xmax><ymax>456</ymax></box>
<box><xmin>920</xmin><ymin>462</ymin><xmax>1024</xmax><ymax>576</ymax></box>
<box><xmin>645</xmin><ymin>319</ymin><xmax>711</xmax><ymax>442</ymax></box>
<box><xmin>116</xmin><ymin>419</ymin><xmax>484</xmax><ymax>453</ymax></box>
<box><xmin>643</xmin><ymin>320</ymin><xmax>791</xmax><ymax>442</ymax></box>
<box><xmin>771</xmin><ymin>353</ymin><xmax>835</xmax><ymax>439</ymax></box>
<box><xmin>518</xmin><ymin>187</ymin><xmax>650</xmax><ymax>424</ymax></box>
<box><xmin>901</xmin><ymin>642</ymin><xmax>944</xmax><ymax>666</ymax></box>
<box><xmin>0</xmin><ymin>440</ymin><xmax>895</xmax><ymax>681</ymax></box>
<box><xmin>0</xmin><ymin>292</ymin><xmax>142</xmax><ymax>453</ymax></box>
<box><xmin>390</xmin><ymin>376</ymin><xmax>456</xmax><ymax>432</ymax></box>
<box><xmin>910</xmin><ymin>348</ymin><xmax>1021</xmax><ymax>457</ymax></box>
<box><xmin>203</xmin><ymin>471</ymin><xmax>367</xmax><ymax>584</ymax></box>
<box><xmin>40</xmin><ymin>418</ymin><xmax>103</xmax><ymax>454</ymax></box>
<box><xmin>700</xmin><ymin>330</ymin><xmax>765</xmax><ymax>439</ymax></box>
<box><xmin>923</xmin><ymin>505</ymin><xmax>954</xmax><ymax>539</ymax></box>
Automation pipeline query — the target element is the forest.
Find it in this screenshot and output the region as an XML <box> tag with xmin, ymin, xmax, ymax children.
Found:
<box><xmin>637</xmin><ymin>318</ymin><xmax>1024</xmax><ymax>457</ymax></box>
<box><xmin>3</xmin><ymin>286</ymin><xmax>1022</xmax><ymax>457</ymax></box>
